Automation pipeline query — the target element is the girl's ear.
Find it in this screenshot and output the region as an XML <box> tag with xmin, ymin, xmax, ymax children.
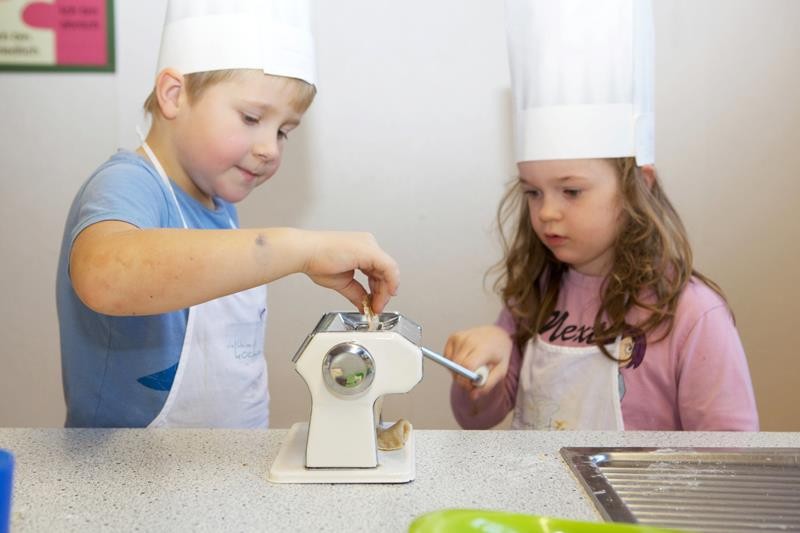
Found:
<box><xmin>640</xmin><ymin>164</ymin><xmax>656</xmax><ymax>189</ymax></box>
<box><xmin>154</xmin><ymin>68</ymin><xmax>185</xmax><ymax>120</ymax></box>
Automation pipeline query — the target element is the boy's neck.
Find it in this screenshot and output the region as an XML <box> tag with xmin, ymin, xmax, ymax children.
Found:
<box><xmin>139</xmin><ymin>124</ymin><xmax>214</xmax><ymax>209</ymax></box>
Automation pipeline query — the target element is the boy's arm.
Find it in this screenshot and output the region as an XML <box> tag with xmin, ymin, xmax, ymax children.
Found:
<box><xmin>70</xmin><ymin>220</ymin><xmax>398</xmax><ymax>316</ymax></box>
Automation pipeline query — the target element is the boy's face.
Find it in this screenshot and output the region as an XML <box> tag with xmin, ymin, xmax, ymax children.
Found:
<box><xmin>518</xmin><ymin>158</ymin><xmax>623</xmax><ymax>276</ymax></box>
<box><xmin>172</xmin><ymin>70</ymin><xmax>304</xmax><ymax>205</ymax></box>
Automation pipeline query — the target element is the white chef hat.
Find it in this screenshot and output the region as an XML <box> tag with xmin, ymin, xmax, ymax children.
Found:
<box><xmin>156</xmin><ymin>0</ymin><xmax>316</xmax><ymax>85</ymax></box>
<box><xmin>506</xmin><ymin>0</ymin><xmax>654</xmax><ymax>165</ymax></box>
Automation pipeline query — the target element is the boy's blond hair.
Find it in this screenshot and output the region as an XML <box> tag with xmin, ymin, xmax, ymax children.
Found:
<box><xmin>143</xmin><ymin>69</ymin><xmax>316</xmax><ymax>117</ymax></box>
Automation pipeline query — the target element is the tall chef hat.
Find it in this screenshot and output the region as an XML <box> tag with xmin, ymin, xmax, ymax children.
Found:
<box><xmin>156</xmin><ymin>0</ymin><xmax>316</xmax><ymax>85</ymax></box>
<box><xmin>506</xmin><ymin>0</ymin><xmax>654</xmax><ymax>165</ymax></box>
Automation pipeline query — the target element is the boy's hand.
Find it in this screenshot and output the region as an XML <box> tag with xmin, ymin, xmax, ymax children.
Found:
<box><xmin>444</xmin><ymin>325</ymin><xmax>513</xmax><ymax>400</ymax></box>
<box><xmin>302</xmin><ymin>231</ymin><xmax>400</xmax><ymax>313</ymax></box>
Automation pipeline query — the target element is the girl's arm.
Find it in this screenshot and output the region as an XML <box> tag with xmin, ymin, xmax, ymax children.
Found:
<box><xmin>70</xmin><ymin>220</ymin><xmax>399</xmax><ymax>316</ymax></box>
<box><xmin>448</xmin><ymin>308</ymin><xmax>522</xmax><ymax>429</ymax></box>
<box><xmin>675</xmin><ymin>303</ymin><xmax>759</xmax><ymax>431</ymax></box>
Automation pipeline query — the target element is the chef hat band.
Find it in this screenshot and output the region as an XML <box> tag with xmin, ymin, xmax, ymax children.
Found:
<box><xmin>156</xmin><ymin>0</ymin><xmax>316</xmax><ymax>86</ymax></box>
<box><xmin>506</xmin><ymin>0</ymin><xmax>654</xmax><ymax>165</ymax></box>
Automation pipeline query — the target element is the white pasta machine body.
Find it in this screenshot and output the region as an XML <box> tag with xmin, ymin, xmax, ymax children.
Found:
<box><xmin>268</xmin><ymin>311</ymin><xmax>487</xmax><ymax>484</ymax></box>
<box><xmin>295</xmin><ymin>311</ymin><xmax>423</xmax><ymax>468</ymax></box>
<box><xmin>268</xmin><ymin>312</ymin><xmax>423</xmax><ymax>483</ymax></box>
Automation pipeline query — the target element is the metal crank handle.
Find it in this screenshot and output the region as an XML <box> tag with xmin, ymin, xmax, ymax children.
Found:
<box><xmin>420</xmin><ymin>346</ymin><xmax>489</xmax><ymax>387</ymax></box>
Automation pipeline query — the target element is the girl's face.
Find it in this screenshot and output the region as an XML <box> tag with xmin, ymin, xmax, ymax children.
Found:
<box><xmin>172</xmin><ymin>70</ymin><xmax>303</xmax><ymax>207</ymax></box>
<box><xmin>518</xmin><ymin>158</ymin><xmax>623</xmax><ymax>276</ymax></box>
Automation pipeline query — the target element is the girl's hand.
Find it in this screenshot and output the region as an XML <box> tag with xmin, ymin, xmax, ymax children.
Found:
<box><xmin>301</xmin><ymin>231</ymin><xmax>400</xmax><ymax>313</ymax></box>
<box><xmin>444</xmin><ymin>325</ymin><xmax>513</xmax><ymax>400</ymax></box>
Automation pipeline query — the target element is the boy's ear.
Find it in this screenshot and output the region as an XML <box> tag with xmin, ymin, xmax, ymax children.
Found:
<box><xmin>154</xmin><ymin>68</ymin><xmax>185</xmax><ymax>120</ymax></box>
<box><xmin>640</xmin><ymin>164</ymin><xmax>656</xmax><ymax>189</ymax></box>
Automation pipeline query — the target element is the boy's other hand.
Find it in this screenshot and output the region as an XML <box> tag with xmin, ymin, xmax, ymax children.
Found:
<box><xmin>302</xmin><ymin>231</ymin><xmax>399</xmax><ymax>313</ymax></box>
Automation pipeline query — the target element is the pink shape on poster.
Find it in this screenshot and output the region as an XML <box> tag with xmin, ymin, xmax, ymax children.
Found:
<box><xmin>22</xmin><ymin>0</ymin><xmax>108</xmax><ymax>66</ymax></box>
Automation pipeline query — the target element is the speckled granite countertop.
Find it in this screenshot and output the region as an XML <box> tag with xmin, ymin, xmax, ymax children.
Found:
<box><xmin>1</xmin><ymin>428</ymin><xmax>798</xmax><ymax>532</ymax></box>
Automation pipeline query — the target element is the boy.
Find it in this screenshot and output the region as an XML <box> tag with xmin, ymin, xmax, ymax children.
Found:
<box><xmin>56</xmin><ymin>0</ymin><xmax>399</xmax><ymax>428</ymax></box>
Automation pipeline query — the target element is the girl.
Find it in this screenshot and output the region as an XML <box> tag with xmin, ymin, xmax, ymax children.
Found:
<box><xmin>444</xmin><ymin>0</ymin><xmax>758</xmax><ymax>431</ymax></box>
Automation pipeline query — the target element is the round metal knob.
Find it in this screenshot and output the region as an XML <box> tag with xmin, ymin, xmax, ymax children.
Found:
<box><xmin>322</xmin><ymin>342</ymin><xmax>375</xmax><ymax>397</ymax></box>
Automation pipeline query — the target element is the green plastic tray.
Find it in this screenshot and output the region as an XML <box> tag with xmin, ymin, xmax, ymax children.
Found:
<box><xmin>409</xmin><ymin>509</ymin><xmax>690</xmax><ymax>533</ymax></box>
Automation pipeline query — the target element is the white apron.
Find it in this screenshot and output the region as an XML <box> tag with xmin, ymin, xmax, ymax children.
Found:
<box><xmin>511</xmin><ymin>335</ymin><xmax>624</xmax><ymax>431</ymax></box>
<box><xmin>141</xmin><ymin>142</ymin><xmax>270</xmax><ymax>428</ymax></box>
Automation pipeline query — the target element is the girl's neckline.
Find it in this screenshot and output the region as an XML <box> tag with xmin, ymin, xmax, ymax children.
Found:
<box><xmin>563</xmin><ymin>268</ymin><xmax>607</xmax><ymax>290</ymax></box>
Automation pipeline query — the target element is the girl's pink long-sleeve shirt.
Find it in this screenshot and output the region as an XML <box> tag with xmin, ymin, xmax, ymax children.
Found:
<box><xmin>451</xmin><ymin>270</ymin><xmax>759</xmax><ymax>431</ymax></box>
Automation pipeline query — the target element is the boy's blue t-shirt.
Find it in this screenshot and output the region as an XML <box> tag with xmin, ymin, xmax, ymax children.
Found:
<box><xmin>56</xmin><ymin>150</ymin><xmax>239</xmax><ymax>427</ymax></box>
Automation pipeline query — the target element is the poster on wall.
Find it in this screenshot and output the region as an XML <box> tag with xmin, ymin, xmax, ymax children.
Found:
<box><xmin>0</xmin><ymin>0</ymin><xmax>114</xmax><ymax>72</ymax></box>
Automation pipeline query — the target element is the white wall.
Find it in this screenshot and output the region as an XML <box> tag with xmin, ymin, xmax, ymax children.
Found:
<box><xmin>1</xmin><ymin>0</ymin><xmax>798</xmax><ymax>430</ymax></box>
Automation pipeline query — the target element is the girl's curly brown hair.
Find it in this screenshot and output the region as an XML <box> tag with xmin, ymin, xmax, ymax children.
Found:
<box><xmin>492</xmin><ymin>157</ymin><xmax>727</xmax><ymax>361</ymax></box>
